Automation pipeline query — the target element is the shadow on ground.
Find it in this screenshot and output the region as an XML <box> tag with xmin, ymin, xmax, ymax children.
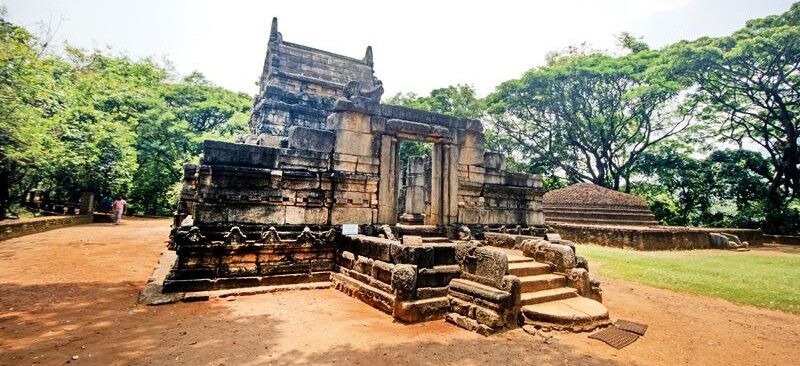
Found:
<box><xmin>0</xmin><ymin>281</ymin><xmax>633</xmax><ymax>366</ymax></box>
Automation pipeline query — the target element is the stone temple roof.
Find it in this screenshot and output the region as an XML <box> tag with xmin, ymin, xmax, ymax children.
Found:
<box><xmin>543</xmin><ymin>183</ymin><xmax>649</xmax><ymax>208</ymax></box>
<box><xmin>542</xmin><ymin>183</ymin><xmax>658</xmax><ymax>226</ymax></box>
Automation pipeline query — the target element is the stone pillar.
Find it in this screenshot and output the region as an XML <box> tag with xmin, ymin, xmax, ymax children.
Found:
<box><xmin>399</xmin><ymin>156</ymin><xmax>426</xmax><ymax>224</ymax></box>
<box><xmin>429</xmin><ymin>144</ymin><xmax>443</xmax><ymax>225</ymax></box>
<box><xmin>378</xmin><ymin>135</ymin><xmax>399</xmax><ymax>224</ymax></box>
<box><xmin>446</xmin><ymin>143</ymin><xmax>460</xmax><ymax>225</ymax></box>
<box><xmin>79</xmin><ymin>192</ymin><xmax>94</xmax><ymax>215</ymax></box>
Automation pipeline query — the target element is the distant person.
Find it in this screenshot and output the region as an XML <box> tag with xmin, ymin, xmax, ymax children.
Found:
<box><xmin>111</xmin><ymin>195</ymin><xmax>127</xmax><ymax>225</ymax></box>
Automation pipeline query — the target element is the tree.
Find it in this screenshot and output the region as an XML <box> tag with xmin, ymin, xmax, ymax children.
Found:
<box><xmin>0</xmin><ymin>16</ymin><xmax>61</xmax><ymax>218</ymax></box>
<box><xmin>487</xmin><ymin>46</ymin><xmax>691</xmax><ymax>191</ymax></box>
<box><xmin>129</xmin><ymin>73</ymin><xmax>250</xmax><ymax>215</ymax></box>
<box><xmin>633</xmin><ymin>144</ymin><xmax>774</xmax><ymax>228</ymax></box>
<box><xmin>670</xmin><ymin>3</ymin><xmax>800</xmax><ymax>227</ymax></box>
<box><xmin>386</xmin><ymin>84</ymin><xmax>484</xmax><ymax>119</ymax></box>
<box><xmin>0</xmin><ymin>13</ymin><xmax>252</xmax><ymax>218</ymax></box>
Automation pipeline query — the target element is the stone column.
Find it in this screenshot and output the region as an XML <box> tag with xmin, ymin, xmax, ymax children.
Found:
<box><xmin>446</xmin><ymin>143</ymin><xmax>460</xmax><ymax>225</ymax></box>
<box><xmin>428</xmin><ymin>144</ymin><xmax>443</xmax><ymax>225</ymax></box>
<box><xmin>378</xmin><ymin>135</ymin><xmax>399</xmax><ymax>224</ymax></box>
<box><xmin>79</xmin><ymin>192</ymin><xmax>94</xmax><ymax>215</ymax></box>
<box><xmin>399</xmin><ymin>156</ymin><xmax>426</xmax><ymax>224</ymax></box>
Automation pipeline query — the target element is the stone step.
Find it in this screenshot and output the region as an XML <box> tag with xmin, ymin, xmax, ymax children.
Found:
<box><xmin>519</xmin><ymin>274</ymin><xmax>566</xmax><ymax>292</ymax></box>
<box><xmin>507</xmin><ymin>254</ymin><xmax>534</xmax><ymax>264</ymax></box>
<box><xmin>545</xmin><ymin>212</ymin><xmax>658</xmax><ymax>222</ymax></box>
<box><xmin>395</xmin><ymin>224</ymin><xmax>444</xmax><ymax>236</ymax></box>
<box><xmin>543</xmin><ymin>205</ymin><xmax>655</xmax><ymax>214</ymax></box>
<box><xmin>521</xmin><ymin>296</ymin><xmax>611</xmax><ymax>332</ymax></box>
<box><xmin>421</xmin><ymin>236</ymin><xmax>451</xmax><ymax>243</ymax></box>
<box><xmin>520</xmin><ymin>287</ymin><xmax>578</xmax><ymax>306</ymax></box>
<box><xmin>546</xmin><ymin>217</ymin><xmax>660</xmax><ymax>226</ymax></box>
<box><xmin>508</xmin><ymin>261</ymin><xmax>551</xmax><ymax>277</ymax></box>
<box><xmin>544</xmin><ymin>208</ymin><xmax>657</xmax><ymax>218</ymax></box>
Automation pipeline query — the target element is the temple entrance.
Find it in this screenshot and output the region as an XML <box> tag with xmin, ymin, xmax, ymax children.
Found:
<box><xmin>397</xmin><ymin>141</ymin><xmax>433</xmax><ymax>225</ymax></box>
<box><xmin>377</xmin><ymin>126</ymin><xmax>459</xmax><ymax>226</ymax></box>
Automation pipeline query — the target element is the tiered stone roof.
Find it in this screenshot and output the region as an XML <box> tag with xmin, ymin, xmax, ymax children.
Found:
<box><xmin>543</xmin><ymin>183</ymin><xmax>659</xmax><ymax>226</ymax></box>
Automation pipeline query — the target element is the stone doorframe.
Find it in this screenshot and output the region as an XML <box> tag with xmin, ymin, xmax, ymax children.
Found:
<box><xmin>377</xmin><ymin>119</ymin><xmax>460</xmax><ymax>226</ymax></box>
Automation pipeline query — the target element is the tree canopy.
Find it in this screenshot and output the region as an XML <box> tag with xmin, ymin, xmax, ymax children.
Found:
<box><xmin>0</xmin><ymin>15</ymin><xmax>250</xmax><ymax>217</ymax></box>
<box><xmin>486</xmin><ymin>46</ymin><xmax>690</xmax><ymax>190</ymax></box>
<box><xmin>668</xmin><ymin>3</ymin><xmax>799</xmax><ymax>230</ymax></box>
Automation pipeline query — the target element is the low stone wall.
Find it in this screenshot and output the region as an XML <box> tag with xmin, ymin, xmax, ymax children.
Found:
<box><xmin>0</xmin><ymin>215</ymin><xmax>93</xmax><ymax>242</ymax></box>
<box><xmin>549</xmin><ymin>222</ymin><xmax>763</xmax><ymax>251</ymax></box>
<box><xmin>334</xmin><ymin>235</ymin><xmax>458</xmax><ymax>322</ymax></box>
<box><xmin>762</xmin><ymin>234</ymin><xmax>800</xmax><ymax>245</ymax></box>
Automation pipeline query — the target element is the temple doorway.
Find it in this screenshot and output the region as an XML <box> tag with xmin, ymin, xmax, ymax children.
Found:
<box><xmin>397</xmin><ymin>141</ymin><xmax>433</xmax><ymax>225</ymax></box>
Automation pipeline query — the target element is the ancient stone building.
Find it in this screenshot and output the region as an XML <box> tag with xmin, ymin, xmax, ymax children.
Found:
<box><xmin>168</xmin><ymin>18</ymin><xmax>608</xmax><ymax>334</ymax></box>
<box><xmin>247</xmin><ymin>17</ymin><xmax>382</xmax><ymax>140</ymax></box>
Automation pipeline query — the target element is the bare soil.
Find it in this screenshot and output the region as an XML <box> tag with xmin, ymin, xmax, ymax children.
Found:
<box><xmin>1</xmin><ymin>218</ymin><xmax>798</xmax><ymax>365</ymax></box>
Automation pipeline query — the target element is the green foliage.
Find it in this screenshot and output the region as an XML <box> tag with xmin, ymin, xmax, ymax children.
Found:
<box><xmin>667</xmin><ymin>3</ymin><xmax>800</xmax><ymax>231</ymax></box>
<box><xmin>578</xmin><ymin>244</ymin><xmax>800</xmax><ymax>315</ymax></box>
<box><xmin>487</xmin><ymin>45</ymin><xmax>691</xmax><ymax>190</ymax></box>
<box><xmin>0</xmin><ymin>16</ymin><xmax>250</xmax><ymax>217</ymax></box>
<box><xmin>632</xmin><ymin>145</ymin><xmax>777</xmax><ymax>229</ymax></box>
<box><xmin>386</xmin><ymin>84</ymin><xmax>484</xmax><ymax>119</ymax></box>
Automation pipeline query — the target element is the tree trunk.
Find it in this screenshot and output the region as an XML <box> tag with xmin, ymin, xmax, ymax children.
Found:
<box><xmin>0</xmin><ymin>168</ymin><xmax>9</xmax><ymax>220</ymax></box>
<box><xmin>763</xmin><ymin>178</ymin><xmax>785</xmax><ymax>234</ymax></box>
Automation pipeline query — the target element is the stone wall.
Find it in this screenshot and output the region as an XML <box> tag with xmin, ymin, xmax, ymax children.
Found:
<box><xmin>0</xmin><ymin>215</ymin><xmax>93</xmax><ymax>242</ymax></box>
<box><xmin>333</xmin><ymin>235</ymin><xmax>458</xmax><ymax>322</ymax></box>
<box><xmin>549</xmin><ymin>222</ymin><xmax>763</xmax><ymax>250</ymax></box>
<box><xmin>165</xmin><ymin>226</ymin><xmax>337</xmax><ymax>292</ymax></box>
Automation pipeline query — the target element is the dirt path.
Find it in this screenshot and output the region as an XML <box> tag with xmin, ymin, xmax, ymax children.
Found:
<box><xmin>1</xmin><ymin>219</ymin><xmax>798</xmax><ymax>365</ymax></box>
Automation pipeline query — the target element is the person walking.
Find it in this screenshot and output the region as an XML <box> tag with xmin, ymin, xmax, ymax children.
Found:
<box><xmin>111</xmin><ymin>195</ymin><xmax>127</xmax><ymax>225</ymax></box>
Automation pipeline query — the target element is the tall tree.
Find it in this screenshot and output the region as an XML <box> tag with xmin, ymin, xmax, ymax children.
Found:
<box><xmin>671</xmin><ymin>3</ymin><xmax>800</xmax><ymax>221</ymax></box>
<box><xmin>0</xmin><ymin>16</ymin><xmax>61</xmax><ymax>218</ymax></box>
<box><xmin>487</xmin><ymin>45</ymin><xmax>691</xmax><ymax>190</ymax></box>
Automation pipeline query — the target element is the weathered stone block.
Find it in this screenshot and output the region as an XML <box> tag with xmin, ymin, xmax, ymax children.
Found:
<box><xmin>474</xmin><ymin>307</ymin><xmax>504</xmax><ymax>328</ymax></box>
<box><xmin>371</xmin><ymin>260</ymin><xmax>395</xmax><ymax>284</ymax></box>
<box><xmin>354</xmin><ymin>256</ymin><xmax>373</xmax><ymax>274</ymax></box>
<box><xmin>483</xmin><ymin>152</ymin><xmax>506</xmax><ymax>170</ymax></box>
<box><xmin>202</xmin><ymin>140</ymin><xmax>280</xmax><ymax>168</ymax></box>
<box><xmin>391</xmin><ymin>264</ymin><xmax>417</xmax><ymax>296</ymax></box>
<box><xmin>287</xmin><ymin>126</ymin><xmax>335</xmax><ymax>152</ymax></box>
<box><xmin>338</xmin><ymin>251</ymin><xmax>356</xmax><ymax>269</ymax></box>
<box><xmin>459</xmin><ymin>147</ymin><xmax>484</xmax><ymax>166</ymax></box>
<box><xmin>449</xmin><ymin>297</ymin><xmax>472</xmax><ymax>316</ymax></box>
<box><xmin>402</xmin><ymin>235</ymin><xmax>423</xmax><ymax>246</ymax></box>
<box><xmin>326</xmin><ymin>111</ymin><xmax>372</xmax><ymax>133</ymax></box>
<box><xmin>332</xmin><ymin>207</ymin><xmax>373</xmax><ymax>224</ymax></box>
<box><xmin>334</xmin><ymin>130</ymin><xmax>374</xmax><ymax>156</ymax></box>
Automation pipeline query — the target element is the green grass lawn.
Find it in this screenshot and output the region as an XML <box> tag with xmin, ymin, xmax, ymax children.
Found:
<box><xmin>577</xmin><ymin>245</ymin><xmax>800</xmax><ymax>315</ymax></box>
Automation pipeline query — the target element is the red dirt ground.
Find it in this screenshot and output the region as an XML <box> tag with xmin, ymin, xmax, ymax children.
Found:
<box><xmin>1</xmin><ymin>218</ymin><xmax>798</xmax><ymax>365</ymax></box>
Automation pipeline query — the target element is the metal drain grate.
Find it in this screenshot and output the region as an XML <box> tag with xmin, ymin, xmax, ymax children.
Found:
<box><xmin>615</xmin><ymin>319</ymin><xmax>648</xmax><ymax>336</ymax></box>
<box><xmin>589</xmin><ymin>326</ymin><xmax>640</xmax><ymax>349</ymax></box>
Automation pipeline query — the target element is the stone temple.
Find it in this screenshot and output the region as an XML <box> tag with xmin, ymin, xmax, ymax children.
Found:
<box><xmin>168</xmin><ymin>18</ymin><xmax>609</xmax><ymax>334</ymax></box>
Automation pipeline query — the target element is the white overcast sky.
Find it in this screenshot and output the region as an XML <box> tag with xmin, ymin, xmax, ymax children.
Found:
<box><xmin>2</xmin><ymin>0</ymin><xmax>796</xmax><ymax>97</ymax></box>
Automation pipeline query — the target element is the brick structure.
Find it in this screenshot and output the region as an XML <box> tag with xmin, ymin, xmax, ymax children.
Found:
<box><xmin>543</xmin><ymin>183</ymin><xmax>659</xmax><ymax>226</ymax></box>
<box><xmin>168</xmin><ymin>18</ymin><xmax>607</xmax><ymax>333</ymax></box>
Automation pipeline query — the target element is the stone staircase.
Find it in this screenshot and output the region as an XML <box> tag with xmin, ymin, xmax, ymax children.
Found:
<box><xmin>504</xmin><ymin>250</ymin><xmax>610</xmax><ymax>331</ymax></box>
<box><xmin>543</xmin><ymin>204</ymin><xmax>660</xmax><ymax>226</ymax></box>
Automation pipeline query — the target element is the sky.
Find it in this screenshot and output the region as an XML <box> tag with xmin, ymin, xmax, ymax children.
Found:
<box><xmin>2</xmin><ymin>0</ymin><xmax>796</xmax><ymax>97</ymax></box>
